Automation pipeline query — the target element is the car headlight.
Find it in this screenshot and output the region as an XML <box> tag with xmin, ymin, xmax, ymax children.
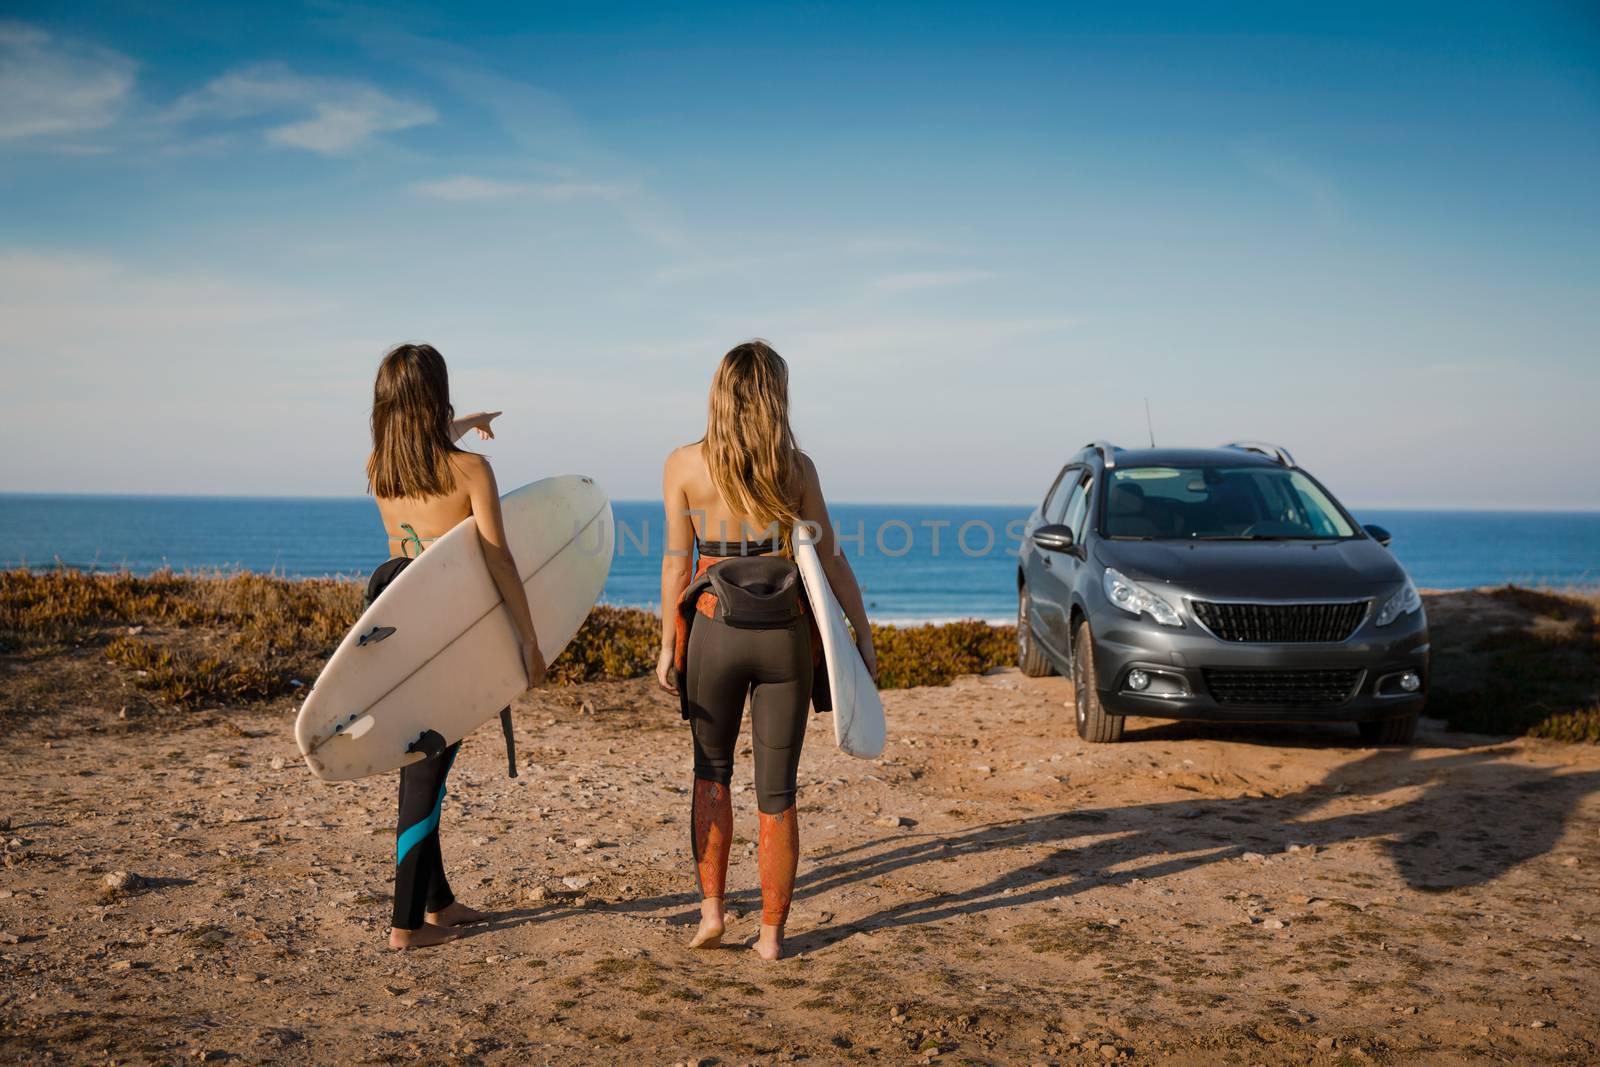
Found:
<box><xmin>1375</xmin><ymin>578</ymin><xmax>1422</xmax><ymax>626</ymax></box>
<box><xmin>1103</xmin><ymin>568</ymin><xmax>1183</xmax><ymax>628</ymax></box>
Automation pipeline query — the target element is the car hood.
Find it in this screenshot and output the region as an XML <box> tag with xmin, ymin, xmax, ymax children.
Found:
<box><xmin>1095</xmin><ymin>538</ymin><xmax>1406</xmax><ymax>599</ymax></box>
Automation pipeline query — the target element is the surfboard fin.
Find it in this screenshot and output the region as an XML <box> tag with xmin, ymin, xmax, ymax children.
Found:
<box><xmin>406</xmin><ymin>729</ymin><xmax>448</xmax><ymax>760</ymax></box>
<box><xmin>357</xmin><ymin>625</ymin><xmax>396</xmax><ymax>647</ymax></box>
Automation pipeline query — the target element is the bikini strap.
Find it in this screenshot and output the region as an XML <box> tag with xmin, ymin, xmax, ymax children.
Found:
<box><xmin>398</xmin><ymin>523</ymin><xmax>431</xmax><ymax>559</ymax></box>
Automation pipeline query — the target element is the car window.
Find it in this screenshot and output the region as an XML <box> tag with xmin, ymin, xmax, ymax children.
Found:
<box><xmin>1283</xmin><ymin>471</ymin><xmax>1352</xmax><ymax>537</ymax></box>
<box><xmin>1104</xmin><ymin>465</ymin><xmax>1355</xmax><ymax>539</ymax></box>
<box><xmin>1060</xmin><ymin>474</ymin><xmax>1091</xmax><ymax>540</ymax></box>
<box><xmin>1069</xmin><ymin>475</ymin><xmax>1095</xmax><ymax>542</ymax></box>
<box><xmin>1042</xmin><ymin>466</ymin><xmax>1080</xmax><ymax>524</ymax></box>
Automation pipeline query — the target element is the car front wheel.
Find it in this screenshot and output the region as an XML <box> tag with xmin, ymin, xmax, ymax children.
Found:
<box><xmin>1017</xmin><ymin>584</ymin><xmax>1054</xmax><ymax>677</ymax></box>
<box><xmin>1073</xmin><ymin>620</ymin><xmax>1124</xmax><ymax>743</ymax></box>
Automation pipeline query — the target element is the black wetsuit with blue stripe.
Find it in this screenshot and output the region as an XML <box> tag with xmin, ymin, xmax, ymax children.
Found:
<box><xmin>367</xmin><ymin>556</ymin><xmax>460</xmax><ymax>930</ymax></box>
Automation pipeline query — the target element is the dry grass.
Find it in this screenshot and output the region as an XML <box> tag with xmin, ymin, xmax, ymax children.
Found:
<box><xmin>1</xmin><ymin>569</ymin><xmax>1013</xmax><ymax>712</ymax></box>
<box><xmin>1</xmin><ymin>568</ymin><xmax>362</xmax><ymax>709</ymax></box>
<box><xmin>5</xmin><ymin>571</ymin><xmax>1595</xmax><ymax>743</ymax></box>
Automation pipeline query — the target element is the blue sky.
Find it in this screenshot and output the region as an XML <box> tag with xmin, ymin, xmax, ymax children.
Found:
<box><xmin>1</xmin><ymin>1</ymin><xmax>1596</xmax><ymax>507</ymax></box>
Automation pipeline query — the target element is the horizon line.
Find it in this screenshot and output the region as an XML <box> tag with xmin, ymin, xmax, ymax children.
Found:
<box><xmin>0</xmin><ymin>490</ymin><xmax>1598</xmax><ymax>514</ymax></box>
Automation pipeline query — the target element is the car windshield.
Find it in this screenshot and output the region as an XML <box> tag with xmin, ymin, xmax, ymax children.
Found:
<box><xmin>1103</xmin><ymin>465</ymin><xmax>1356</xmax><ymax>540</ymax></box>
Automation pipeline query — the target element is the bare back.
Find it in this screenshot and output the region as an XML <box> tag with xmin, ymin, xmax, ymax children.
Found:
<box><xmin>373</xmin><ymin>453</ymin><xmax>484</xmax><ymax>558</ymax></box>
<box><xmin>658</xmin><ymin>436</ymin><xmax>875</xmax><ymax>690</ymax></box>
<box><xmin>668</xmin><ymin>443</ymin><xmax>793</xmax><ymax>546</ymax></box>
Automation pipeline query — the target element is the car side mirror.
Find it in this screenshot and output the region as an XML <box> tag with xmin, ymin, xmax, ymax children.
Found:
<box><xmin>1363</xmin><ymin>524</ymin><xmax>1393</xmax><ymax>548</ymax></box>
<box><xmin>1032</xmin><ymin>523</ymin><xmax>1077</xmax><ymax>553</ymax></box>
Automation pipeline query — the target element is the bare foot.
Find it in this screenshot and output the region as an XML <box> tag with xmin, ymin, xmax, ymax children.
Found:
<box><xmin>388</xmin><ymin>923</ymin><xmax>459</xmax><ymax>951</ymax></box>
<box><xmin>425</xmin><ymin>902</ymin><xmax>490</xmax><ymax>927</ymax></box>
<box><xmin>688</xmin><ymin>898</ymin><xmax>724</xmax><ymax>949</ymax></box>
<box><xmin>753</xmin><ymin>922</ymin><xmax>784</xmax><ymax>961</ymax></box>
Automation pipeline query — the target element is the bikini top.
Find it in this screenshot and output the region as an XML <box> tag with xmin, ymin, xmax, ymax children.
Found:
<box><xmin>695</xmin><ymin>537</ymin><xmax>779</xmax><ymax>559</ymax></box>
<box><xmin>395</xmin><ymin>523</ymin><xmax>438</xmax><ymax>559</ymax></box>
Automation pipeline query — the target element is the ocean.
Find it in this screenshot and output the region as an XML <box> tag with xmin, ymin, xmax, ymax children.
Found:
<box><xmin>1</xmin><ymin>495</ymin><xmax>1595</xmax><ymax>623</ymax></box>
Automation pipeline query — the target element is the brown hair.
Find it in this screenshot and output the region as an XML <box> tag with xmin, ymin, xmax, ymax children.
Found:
<box><xmin>701</xmin><ymin>339</ymin><xmax>803</xmax><ymax>551</ymax></box>
<box><xmin>366</xmin><ymin>343</ymin><xmax>462</xmax><ymax>499</ymax></box>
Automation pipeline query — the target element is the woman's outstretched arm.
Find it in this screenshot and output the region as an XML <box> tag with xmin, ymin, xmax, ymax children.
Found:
<box><xmin>656</xmin><ymin>448</ymin><xmax>695</xmax><ymax>693</ymax></box>
<box><xmin>451</xmin><ymin>410</ymin><xmax>501</xmax><ymax>442</ymax></box>
<box><xmin>465</xmin><ymin>455</ymin><xmax>546</xmax><ymax>689</ymax></box>
<box><xmin>797</xmin><ymin>453</ymin><xmax>877</xmax><ymax>679</ymax></box>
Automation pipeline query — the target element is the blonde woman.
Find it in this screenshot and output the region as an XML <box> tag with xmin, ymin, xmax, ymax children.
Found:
<box><xmin>366</xmin><ymin>343</ymin><xmax>546</xmax><ymax>950</ymax></box>
<box><xmin>656</xmin><ymin>340</ymin><xmax>875</xmax><ymax>961</ymax></box>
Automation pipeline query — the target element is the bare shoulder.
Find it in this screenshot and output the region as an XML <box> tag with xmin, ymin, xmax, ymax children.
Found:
<box><xmin>665</xmin><ymin>442</ymin><xmax>701</xmax><ymax>468</ymax></box>
<box><xmin>796</xmin><ymin>450</ymin><xmax>822</xmax><ymax>491</ymax></box>
<box><xmin>452</xmin><ymin>450</ymin><xmax>493</xmax><ymax>487</ymax></box>
<box><xmin>663</xmin><ymin>442</ymin><xmax>703</xmax><ymax>481</ymax></box>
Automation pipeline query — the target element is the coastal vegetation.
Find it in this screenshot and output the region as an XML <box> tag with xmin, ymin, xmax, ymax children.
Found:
<box><xmin>1</xmin><ymin>569</ymin><xmax>1594</xmax><ymax>743</ymax></box>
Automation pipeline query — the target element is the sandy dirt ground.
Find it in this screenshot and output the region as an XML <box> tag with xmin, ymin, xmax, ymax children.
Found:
<box><xmin>2</xmin><ymin>666</ymin><xmax>1598</xmax><ymax>1065</ymax></box>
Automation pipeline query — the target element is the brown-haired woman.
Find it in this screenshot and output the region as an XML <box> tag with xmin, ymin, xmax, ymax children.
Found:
<box><xmin>367</xmin><ymin>342</ymin><xmax>546</xmax><ymax>951</ymax></box>
<box><xmin>656</xmin><ymin>340</ymin><xmax>875</xmax><ymax>960</ymax></box>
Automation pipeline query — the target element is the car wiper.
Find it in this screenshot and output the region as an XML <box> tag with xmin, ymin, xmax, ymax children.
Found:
<box><xmin>1191</xmin><ymin>534</ymin><xmax>1335</xmax><ymax>542</ymax></box>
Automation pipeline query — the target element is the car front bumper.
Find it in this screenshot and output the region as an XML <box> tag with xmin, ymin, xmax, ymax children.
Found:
<box><xmin>1089</xmin><ymin>604</ymin><xmax>1430</xmax><ymax>723</ymax></box>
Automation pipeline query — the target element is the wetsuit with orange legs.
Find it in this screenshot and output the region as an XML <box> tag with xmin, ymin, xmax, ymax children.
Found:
<box><xmin>678</xmin><ymin>540</ymin><xmax>811</xmax><ymax>928</ymax></box>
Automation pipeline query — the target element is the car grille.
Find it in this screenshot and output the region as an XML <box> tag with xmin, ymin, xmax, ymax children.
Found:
<box><xmin>1190</xmin><ymin>599</ymin><xmax>1367</xmax><ymax>643</ymax></box>
<box><xmin>1203</xmin><ymin>668</ymin><xmax>1363</xmax><ymax>708</ymax></box>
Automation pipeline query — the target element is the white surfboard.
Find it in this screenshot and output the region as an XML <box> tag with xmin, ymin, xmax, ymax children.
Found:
<box><xmin>295</xmin><ymin>475</ymin><xmax>614</xmax><ymax>782</ymax></box>
<box><xmin>795</xmin><ymin>526</ymin><xmax>886</xmax><ymax>759</ymax></box>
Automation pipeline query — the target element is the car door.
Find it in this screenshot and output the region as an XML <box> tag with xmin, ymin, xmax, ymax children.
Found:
<box><xmin>1022</xmin><ymin>466</ymin><xmax>1073</xmax><ymax>619</ymax></box>
<box><xmin>1026</xmin><ymin>466</ymin><xmax>1085</xmax><ymax>658</ymax></box>
<box><xmin>1051</xmin><ymin>469</ymin><xmax>1097</xmax><ymax>650</ymax></box>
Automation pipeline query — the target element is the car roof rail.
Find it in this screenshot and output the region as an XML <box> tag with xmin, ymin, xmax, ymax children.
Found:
<box><xmin>1221</xmin><ymin>440</ymin><xmax>1297</xmax><ymax>467</ymax></box>
<box><xmin>1082</xmin><ymin>440</ymin><xmax>1119</xmax><ymax>469</ymax></box>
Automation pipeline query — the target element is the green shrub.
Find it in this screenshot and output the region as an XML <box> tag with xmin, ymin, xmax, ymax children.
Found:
<box><xmin>545</xmin><ymin>607</ymin><xmax>1024</xmax><ymax>691</ymax></box>
<box><xmin>870</xmin><ymin>619</ymin><xmax>1017</xmax><ymax>689</ymax></box>
<box><xmin>1528</xmin><ymin>707</ymin><xmax>1600</xmax><ymax>744</ymax></box>
<box><xmin>548</xmin><ymin>605</ymin><xmax>659</xmax><ymax>684</ymax></box>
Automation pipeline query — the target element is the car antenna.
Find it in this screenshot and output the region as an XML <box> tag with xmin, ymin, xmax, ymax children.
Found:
<box><xmin>1144</xmin><ymin>397</ymin><xmax>1156</xmax><ymax>447</ymax></box>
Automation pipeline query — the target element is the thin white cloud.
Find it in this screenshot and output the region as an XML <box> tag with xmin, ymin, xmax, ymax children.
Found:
<box><xmin>409</xmin><ymin>174</ymin><xmax>635</xmax><ymax>202</ymax></box>
<box><xmin>0</xmin><ymin>248</ymin><xmax>335</xmax><ymax>349</ymax></box>
<box><xmin>0</xmin><ymin>23</ymin><xmax>135</xmax><ymax>141</ymax></box>
<box><xmin>867</xmin><ymin>269</ymin><xmax>995</xmax><ymax>294</ymax></box>
<box><xmin>171</xmin><ymin>62</ymin><xmax>435</xmax><ymax>154</ymax></box>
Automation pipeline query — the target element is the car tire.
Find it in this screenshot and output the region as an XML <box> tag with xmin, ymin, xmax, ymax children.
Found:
<box><xmin>1073</xmin><ymin>619</ymin><xmax>1124</xmax><ymax>743</ymax></box>
<box><xmin>1017</xmin><ymin>584</ymin><xmax>1055</xmax><ymax>677</ymax></box>
<box><xmin>1357</xmin><ymin>713</ymin><xmax>1418</xmax><ymax>746</ymax></box>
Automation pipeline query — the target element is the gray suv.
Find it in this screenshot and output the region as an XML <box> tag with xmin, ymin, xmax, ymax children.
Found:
<box><xmin>1017</xmin><ymin>441</ymin><xmax>1428</xmax><ymax>744</ymax></box>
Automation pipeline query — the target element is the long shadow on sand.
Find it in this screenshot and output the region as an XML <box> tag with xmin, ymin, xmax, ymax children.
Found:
<box><xmin>614</xmin><ymin>741</ymin><xmax>1599</xmax><ymax>950</ymax></box>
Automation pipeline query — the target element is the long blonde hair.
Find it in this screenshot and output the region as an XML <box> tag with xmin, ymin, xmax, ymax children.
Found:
<box><xmin>701</xmin><ymin>340</ymin><xmax>803</xmax><ymax>551</ymax></box>
<box><xmin>366</xmin><ymin>343</ymin><xmax>463</xmax><ymax>499</ymax></box>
